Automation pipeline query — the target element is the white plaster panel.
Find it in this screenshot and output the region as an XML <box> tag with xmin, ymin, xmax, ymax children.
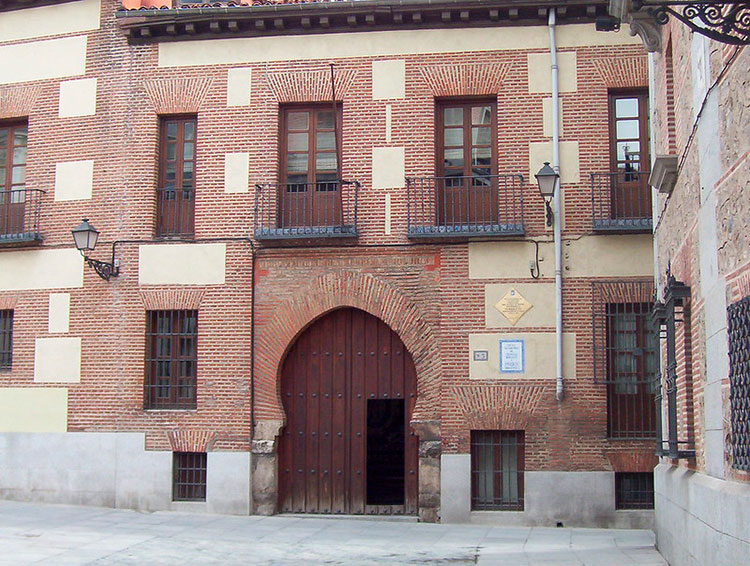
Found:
<box><xmin>0</xmin><ymin>36</ymin><xmax>87</xmax><ymax>85</ymax></box>
<box><xmin>372</xmin><ymin>60</ymin><xmax>405</xmax><ymax>100</ymax></box>
<box><xmin>469</xmin><ymin>235</ymin><xmax>653</xmax><ymax>279</ymax></box>
<box><xmin>159</xmin><ymin>25</ymin><xmax>639</xmax><ymax>68</ymax></box>
<box><xmin>138</xmin><ymin>243</ymin><xmax>226</xmax><ymax>285</ymax></box>
<box><xmin>542</xmin><ymin>97</ymin><xmax>563</xmax><ymax>138</ymax></box>
<box><xmin>524</xmin><ymin>472</ymin><xmax>615</xmax><ymax>527</ymax></box>
<box><xmin>206</xmin><ymin>452</ymin><xmax>251</xmax><ymax>515</ymax></box>
<box><xmin>0</xmin><ymin>248</ymin><xmax>83</xmax><ymax>291</ymax></box>
<box><xmin>54</xmin><ymin>160</ymin><xmax>94</xmax><ymax>201</ymax></box>
<box><xmin>0</xmin><ymin>389</ymin><xmax>68</xmax><ymax>432</ymax></box>
<box><xmin>58</xmin><ymin>78</ymin><xmax>97</xmax><ymax>118</ymax></box>
<box><xmin>655</xmin><ymin>463</ymin><xmax>750</xmax><ymax>566</ymax></box>
<box><xmin>114</xmin><ymin>435</ymin><xmax>172</xmax><ymax>511</ymax></box>
<box><xmin>468</xmin><ymin>332</ymin><xmax>576</xmax><ymax>379</ymax></box>
<box><xmin>34</xmin><ymin>337</ymin><xmax>81</xmax><ymax>383</ymax></box>
<box><xmin>226</xmin><ymin>67</ymin><xmax>253</xmax><ymax>107</ymax></box>
<box><xmin>0</xmin><ymin>0</ymin><xmax>100</xmax><ymax>43</ymax></box>
<box><xmin>372</xmin><ymin>147</ymin><xmax>405</xmax><ymax>190</ymax></box>
<box><xmin>528</xmin><ymin>141</ymin><xmax>579</xmax><ymax>184</ymax></box>
<box><xmin>224</xmin><ymin>152</ymin><xmax>249</xmax><ymax>193</ymax></box>
<box><xmin>48</xmin><ymin>293</ymin><xmax>70</xmax><ymax>334</ymax></box>
<box><xmin>705</xmin><ymin>330</ymin><xmax>730</xmax><ymax>385</ymax></box>
<box><xmin>527</xmin><ymin>52</ymin><xmax>577</xmax><ymax>93</ymax></box>
<box><xmin>440</xmin><ymin>454</ymin><xmax>471</xmax><ymax>523</ymax></box>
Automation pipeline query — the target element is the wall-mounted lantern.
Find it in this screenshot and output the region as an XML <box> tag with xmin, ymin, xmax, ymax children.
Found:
<box><xmin>534</xmin><ymin>162</ymin><xmax>559</xmax><ymax>227</ymax></box>
<box><xmin>72</xmin><ymin>219</ymin><xmax>119</xmax><ymax>281</ymax></box>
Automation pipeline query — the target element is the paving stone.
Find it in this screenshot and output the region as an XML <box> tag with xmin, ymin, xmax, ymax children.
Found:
<box><xmin>0</xmin><ymin>501</ymin><xmax>667</xmax><ymax>565</ymax></box>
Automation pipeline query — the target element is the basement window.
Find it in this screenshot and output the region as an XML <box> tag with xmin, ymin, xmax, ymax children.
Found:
<box><xmin>471</xmin><ymin>430</ymin><xmax>524</xmax><ymax>511</ymax></box>
<box><xmin>173</xmin><ymin>452</ymin><xmax>207</xmax><ymax>502</ymax></box>
<box><xmin>615</xmin><ymin>472</ymin><xmax>654</xmax><ymax>510</ymax></box>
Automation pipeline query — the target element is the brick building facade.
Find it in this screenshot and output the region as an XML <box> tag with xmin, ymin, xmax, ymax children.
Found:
<box><xmin>611</xmin><ymin>1</ymin><xmax>750</xmax><ymax>563</ymax></box>
<box><xmin>1</xmin><ymin>0</ymin><xmax>657</xmax><ymax>525</ymax></box>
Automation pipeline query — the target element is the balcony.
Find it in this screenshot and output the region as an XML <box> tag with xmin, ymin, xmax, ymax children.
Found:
<box><xmin>591</xmin><ymin>171</ymin><xmax>652</xmax><ymax>233</ymax></box>
<box><xmin>406</xmin><ymin>174</ymin><xmax>525</xmax><ymax>239</ymax></box>
<box><xmin>254</xmin><ymin>180</ymin><xmax>359</xmax><ymax>242</ymax></box>
<box><xmin>0</xmin><ymin>188</ymin><xmax>44</xmax><ymax>246</ymax></box>
<box><xmin>156</xmin><ymin>187</ymin><xmax>194</xmax><ymax>239</ymax></box>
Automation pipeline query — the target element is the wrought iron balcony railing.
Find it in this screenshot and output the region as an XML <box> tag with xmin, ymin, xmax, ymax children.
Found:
<box><xmin>0</xmin><ymin>188</ymin><xmax>45</xmax><ymax>245</ymax></box>
<box><xmin>590</xmin><ymin>171</ymin><xmax>653</xmax><ymax>232</ymax></box>
<box><xmin>406</xmin><ymin>174</ymin><xmax>525</xmax><ymax>238</ymax></box>
<box><xmin>254</xmin><ymin>180</ymin><xmax>359</xmax><ymax>241</ymax></box>
<box><xmin>156</xmin><ymin>187</ymin><xmax>195</xmax><ymax>238</ymax></box>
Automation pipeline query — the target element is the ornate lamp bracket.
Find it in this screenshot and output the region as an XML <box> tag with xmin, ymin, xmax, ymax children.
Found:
<box><xmin>609</xmin><ymin>0</ymin><xmax>750</xmax><ymax>50</ymax></box>
<box><xmin>83</xmin><ymin>255</ymin><xmax>119</xmax><ymax>282</ymax></box>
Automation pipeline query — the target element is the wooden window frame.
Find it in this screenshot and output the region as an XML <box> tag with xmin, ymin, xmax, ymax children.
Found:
<box><xmin>0</xmin><ymin>121</ymin><xmax>29</xmax><ymax>236</ymax></box>
<box><xmin>435</xmin><ymin>98</ymin><xmax>497</xmax><ymax>179</ymax></box>
<box><xmin>173</xmin><ymin>451</ymin><xmax>207</xmax><ymax>501</ymax></box>
<box><xmin>0</xmin><ymin>310</ymin><xmax>12</xmax><ymax>371</ymax></box>
<box><xmin>157</xmin><ymin>115</ymin><xmax>196</xmax><ymax>238</ymax></box>
<box><xmin>144</xmin><ymin>310</ymin><xmax>198</xmax><ymax>410</ymax></box>
<box><xmin>279</xmin><ymin>103</ymin><xmax>342</xmax><ymax>186</ymax></box>
<box><xmin>470</xmin><ymin>430</ymin><xmax>525</xmax><ymax>511</ymax></box>
<box><xmin>607</xmin><ymin>89</ymin><xmax>650</xmax><ymax>174</ymax></box>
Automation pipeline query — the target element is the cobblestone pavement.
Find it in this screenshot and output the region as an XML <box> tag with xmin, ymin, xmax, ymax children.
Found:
<box><xmin>0</xmin><ymin>501</ymin><xmax>668</xmax><ymax>565</ymax></box>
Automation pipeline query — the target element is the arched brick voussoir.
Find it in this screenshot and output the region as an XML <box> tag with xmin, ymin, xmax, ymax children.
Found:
<box><xmin>254</xmin><ymin>270</ymin><xmax>442</xmax><ymax>437</ymax></box>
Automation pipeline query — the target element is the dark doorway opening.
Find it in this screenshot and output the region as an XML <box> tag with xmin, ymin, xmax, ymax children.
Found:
<box><xmin>367</xmin><ymin>399</ymin><xmax>405</xmax><ymax>506</ymax></box>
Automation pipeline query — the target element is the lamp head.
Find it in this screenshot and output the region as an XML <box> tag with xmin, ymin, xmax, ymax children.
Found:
<box><xmin>72</xmin><ymin>218</ymin><xmax>100</xmax><ymax>252</ymax></box>
<box><xmin>535</xmin><ymin>162</ymin><xmax>559</xmax><ymax>200</ymax></box>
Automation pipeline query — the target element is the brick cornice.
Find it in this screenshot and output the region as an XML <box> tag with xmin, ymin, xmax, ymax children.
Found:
<box><xmin>116</xmin><ymin>0</ymin><xmax>608</xmax><ymax>43</ymax></box>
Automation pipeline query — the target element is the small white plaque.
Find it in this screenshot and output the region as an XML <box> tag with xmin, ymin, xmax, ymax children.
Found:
<box><xmin>473</xmin><ymin>350</ymin><xmax>489</xmax><ymax>362</ymax></box>
<box><xmin>499</xmin><ymin>340</ymin><xmax>524</xmax><ymax>373</ymax></box>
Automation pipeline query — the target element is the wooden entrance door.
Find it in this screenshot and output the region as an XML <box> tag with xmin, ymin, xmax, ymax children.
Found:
<box><xmin>278</xmin><ymin>308</ymin><xmax>419</xmax><ymax>515</ymax></box>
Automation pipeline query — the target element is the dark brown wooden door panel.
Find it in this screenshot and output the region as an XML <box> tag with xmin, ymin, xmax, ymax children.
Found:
<box><xmin>279</xmin><ymin>308</ymin><xmax>418</xmax><ymax>515</ymax></box>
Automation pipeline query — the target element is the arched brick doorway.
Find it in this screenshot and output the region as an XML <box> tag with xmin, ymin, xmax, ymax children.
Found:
<box><xmin>277</xmin><ymin>307</ymin><xmax>419</xmax><ymax>515</ymax></box>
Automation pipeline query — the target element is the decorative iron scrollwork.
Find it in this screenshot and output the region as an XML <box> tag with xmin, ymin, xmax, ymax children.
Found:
<box><xmin>84</xmin><ymin>256</ymin><xmax>119</xmax><ymax>281</ymax></box>
<box><xmin>632</xmin><ymin>1</ymin><xmax>750</xmax><ymax>45</ymax></box>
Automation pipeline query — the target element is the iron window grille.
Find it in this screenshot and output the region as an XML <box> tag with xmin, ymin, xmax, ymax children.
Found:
<box><xmin>615</xmin><ymin>472</ymin><xmax>654</xmax><ymax>510</ymax></box>
<box><xmin>0</xmin><ymin>310</ymin><xmax>12</xmax><ymax>370</ymax></box>
<box><xmin>651</xmin><ymin>270</ymin><xmax>695</xmax><ymax>459</ymax></box>
<box><xmin>145</xmin><ymin>310</ymin><xmax>198</xmax><ymax>410</ymax></box>
<box><xmin>728</xmin><ymin>295</ymin><xmax>750</xmax><ymax>471</ymax></box>
<box><xmin>592</xmin><ymin>281</ymin><xmax>658</xmax><ymax>439</ymax></box>
<box><xmin>157</xmin><ymin>116</ymin><xmax>196</xmax><ymax>239</ymax></box>
<box><xmin>173</xmin><ymin>451</ymin><xmax>207</xmax><ymax>501</ymax></box>
<box><xmin>471</xmin><ymin>430</ymin><xmax>524</xmax><ymax>511</ymax></box>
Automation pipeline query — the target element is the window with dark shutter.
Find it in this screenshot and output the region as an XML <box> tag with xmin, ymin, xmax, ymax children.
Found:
<box><xmin>145</xmin><ymin>310</ymin><xmax>198</xmax><ymax>410</ymax></box>
<box><xmin>0</xmin><ymin>310</ymin><xmax>12</xmax><ymax>370</ymax></box>
<box><xmin>157</xmin><ymin>116</ymin><xmax>196</xmax><ymax>238</ymax></box>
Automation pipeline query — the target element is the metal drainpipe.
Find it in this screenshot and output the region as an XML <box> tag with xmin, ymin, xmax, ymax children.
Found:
<box><xmin>549</xmin><ymin>8</ymin><xmax>564</xmax><ymax>402</ymax></box>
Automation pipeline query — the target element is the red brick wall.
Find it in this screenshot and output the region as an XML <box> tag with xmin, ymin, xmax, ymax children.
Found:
<box><xmin>0</xmin><ymin>0</ymin><xmax>654</xmax><ymax>470</ymax></box>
